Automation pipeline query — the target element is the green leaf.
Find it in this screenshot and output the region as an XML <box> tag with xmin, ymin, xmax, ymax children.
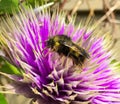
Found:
<box><xmin>0</xmin><ymin>0</ymin><xmax>19</xmax><ymax>14</ymax></box>
<box><xmin>24</xmin><ymin>0</ymin><xmax>46</xmax><ymax>7</ymax></box>
<box><xmin>0</xmin><ymin>57</ymin><xmax>22</xmax><ymax>75</ymax></box>
<box><xmin>23</xmin><ymin>0</ymin><xmax>55</xmax><ymax>8</ymax></box>
<box><xmin>0</xmin><ymin>93</ymin><xmax>8</xmax><ymax>104</ymax></box>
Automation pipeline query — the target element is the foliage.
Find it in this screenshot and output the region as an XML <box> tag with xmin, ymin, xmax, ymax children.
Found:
<box><xmin>0</xmin><ymin>57</ymin><xmax>21</xmax><ymax>75</ymax></box>
<box><xmin>0</xmin><ymin>0</ymin><xmax>61</xmax><ymax>15</ymax></box>
<box><xmin>0</xmin><ymin>0</ymin><xmax>19</xmax><ymax>14</ymax></box>
<box><xmin>0</xmin><ymin>93</ymin><xmax>8</xmax><ymax>104</ymax></box>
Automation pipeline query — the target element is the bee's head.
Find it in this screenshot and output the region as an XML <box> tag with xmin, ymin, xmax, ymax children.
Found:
<box><xmin>46</xmin><ymin>38</ymin><xmax>55</xmax><ymax>48</ymax></box>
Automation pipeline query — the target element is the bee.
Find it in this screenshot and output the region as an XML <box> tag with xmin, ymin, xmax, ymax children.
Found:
<box><xmin>46</xmin><ymin>34</ymin><xmax>90</xmax><ymax>66</ymax></box>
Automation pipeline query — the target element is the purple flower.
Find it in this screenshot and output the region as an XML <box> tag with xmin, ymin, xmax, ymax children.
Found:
<box><xmin>0</xmin><ymin>7</ymin><xmax>120</xmax><ymax>104</ymax></box>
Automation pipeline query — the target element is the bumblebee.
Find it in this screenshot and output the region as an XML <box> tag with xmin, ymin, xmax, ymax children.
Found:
<box><xmin>46</xmin><ymin>35</ymin><xmax>90</xmax><ymax>66</ymax></box>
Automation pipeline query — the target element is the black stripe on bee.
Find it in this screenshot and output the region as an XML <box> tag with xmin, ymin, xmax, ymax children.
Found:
<box><xmin>46</xmin><ymin>34</ymin><xmax>90</xmax><ymax>66</ymax></box>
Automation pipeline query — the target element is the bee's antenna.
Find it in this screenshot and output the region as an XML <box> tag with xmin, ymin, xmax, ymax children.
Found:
<box><xmin>66</xmin><ymin>52</ymin><xmax>71</xmax><ymax>69</ymax></box>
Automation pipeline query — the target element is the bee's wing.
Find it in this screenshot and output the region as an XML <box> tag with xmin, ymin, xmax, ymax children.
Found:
<box><xmin>64</xmin><ymin>42</ymin><xmax>90</xmax><ymax>58</ymax></box>
<box><xmin>63</xmin><ymin>42</ymin><xmax>82</xmax><ymax>53</ymax></box>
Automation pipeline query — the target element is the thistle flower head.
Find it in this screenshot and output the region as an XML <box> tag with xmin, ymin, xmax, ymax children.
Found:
<box><xmin>0</xmin><ymin>6</ymin><xmax>120</xmax><ymax>104</ymax></box>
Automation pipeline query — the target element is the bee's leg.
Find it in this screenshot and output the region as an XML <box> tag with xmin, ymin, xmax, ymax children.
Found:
<box><xmin>58</xmin><ymin>54</ymin><xmax>65</xmax><ymax>67</ymax></box>
<box><xmin>71</xmin><ymin>58</ymin><xmax>83</xmax><ymax>72</ymax></box>
<box><xmin>65</xmin><ymin>52</ymin><xmax>71</xmax><ymax>69</ymax></box>
<box><xmin>41</xmin><ymin>47</ymin><xmax>48</xmax><ymax>56</ymax></box>
<box><xmin>42</xmin><ymin>49</ymin><xmax>53</xmax><ymax>58</ymax></box>
<box><xmin>42</xmin><ymin>51</ymin><xmax>50</xmax><ymax>58</ymax></box>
